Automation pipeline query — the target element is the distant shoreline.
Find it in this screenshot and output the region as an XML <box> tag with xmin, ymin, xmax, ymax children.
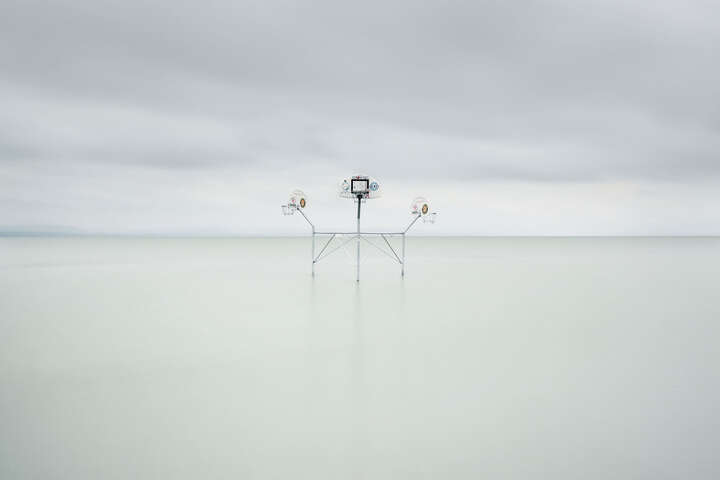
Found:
<box><xmin>2</xmin><ymin>232</ymin><xmax>719</xmax><ymax>239</ymax></box>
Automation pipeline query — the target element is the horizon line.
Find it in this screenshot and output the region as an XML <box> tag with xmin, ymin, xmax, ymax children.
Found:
<box><xmin>1</xmin><ymin>232</ymin><xmax>719</xmax><ymax>239</ymax></box>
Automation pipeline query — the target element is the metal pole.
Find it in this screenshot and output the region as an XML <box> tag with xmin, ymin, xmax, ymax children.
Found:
<box><xmin>356</xmin><ymin>196</ymin><xmax>361</xmax><ymax>282</ymax></box>
<box><xmin>404</xmin><ymin>213</ymin><xmax>421</xmax><ymax>233</ymax></box>
<box><xmin>401</xmin><ymin>233</ymin><xmax>406</xmax><ymax>277</ymax></box>
<box><xmin>311</xmin><ymin>227</ymin><xmax>315</xmax><ymax>276</ymax></box>
<box><xmin>296</xmin><ymin>208</ymin><xmax>316</xmax><ymax>276</ymax></box>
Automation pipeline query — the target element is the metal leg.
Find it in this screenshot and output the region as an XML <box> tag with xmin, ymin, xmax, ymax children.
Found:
<box><xmin>311</xmin><ymin>229</ymin><xmax>315</xmax><ymax>276</ymax></box>
<box><xmin>357</xmin><ymin>236</ymin><xmax>360</xmax><ymax>282</ymax></box>
<box><xmin>356</xmin><ymin>198</ymin><xmax>361</xmax><ymax>282</ymax></box>
<box><xmin>401</xmin><ymin>233</ymin><xmax>406</xmax><ymax>277</ymax></box>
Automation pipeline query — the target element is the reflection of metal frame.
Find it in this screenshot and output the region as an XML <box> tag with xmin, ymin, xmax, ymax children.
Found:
<box><xmin>287</xmin><ymin>198</ymin><xmax>424</xmax><ymax>282</ymax></box>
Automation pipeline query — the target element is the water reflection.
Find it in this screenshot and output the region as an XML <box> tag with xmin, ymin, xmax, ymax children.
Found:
<box><xmin>2</xmin><ymin>237</ymin><xmax>719</xmax><ymax>478</ymax></box>
<box><xmin>351</xmin><ymin>283</ymin><xmax>366</xmax><ymax>479</ymax></box>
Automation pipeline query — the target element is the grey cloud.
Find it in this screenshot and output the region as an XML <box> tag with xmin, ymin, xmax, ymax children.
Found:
<box><xmin>1</xmin><ymin>0</ymin><xmax>720</xmax><ymax>233</ymax></box>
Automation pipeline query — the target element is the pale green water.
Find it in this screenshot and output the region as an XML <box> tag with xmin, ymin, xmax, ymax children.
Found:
<box><xmin>1</xmin><ymin>237</ymin><xmax>719</xmax><ymax>479</ymax></box>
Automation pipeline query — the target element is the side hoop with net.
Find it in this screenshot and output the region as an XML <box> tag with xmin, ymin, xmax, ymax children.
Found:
<box><xmin>281</xmin><ymin>189</ymin><xmax>308</xmax><ymax>215</ymax></box>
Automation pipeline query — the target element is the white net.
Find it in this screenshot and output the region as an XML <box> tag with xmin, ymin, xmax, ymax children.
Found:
<box><xmin>422</xmin><ymin>212</ymin><xmax>437</xmax><ymax>223</ymax></box>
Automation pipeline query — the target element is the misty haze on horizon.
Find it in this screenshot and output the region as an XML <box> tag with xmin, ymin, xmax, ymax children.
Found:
<box><xmin>2</xmin><ymin>0</ymin><xmax>720</xmax><ymax>235</ymax></box>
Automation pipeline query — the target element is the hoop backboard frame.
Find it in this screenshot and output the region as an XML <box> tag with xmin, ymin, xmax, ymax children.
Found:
<box><xmin>339</xmin><ymin>175</ymin><xmax>382</xmax><ymax>200</ymax></box>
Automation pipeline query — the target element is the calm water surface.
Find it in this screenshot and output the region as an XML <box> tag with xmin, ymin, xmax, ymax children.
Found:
<box><xmin>1</xmin><ymin>237</ymin><xmax>719</xmax><ymax>479</ymax></box>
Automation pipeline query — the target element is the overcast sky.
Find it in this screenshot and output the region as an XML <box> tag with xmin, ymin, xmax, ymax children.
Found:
<box><xmin>1</xmin><ymin>0</ymin><xmax>719</xmax><ymax>235</ymax></box>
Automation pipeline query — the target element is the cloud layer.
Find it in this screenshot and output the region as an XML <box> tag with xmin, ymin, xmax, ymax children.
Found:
<box><xmin>2</xmin><ymin>0</ymin><xmax>720</xmax><ymax>234</ymax></box>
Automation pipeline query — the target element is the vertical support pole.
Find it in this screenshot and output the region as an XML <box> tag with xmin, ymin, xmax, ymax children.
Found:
<box><xmin>401</xmin><ymin>233</ymin><xmax>406</xmax><ymax>277</ymax></box>
<box><xmin>311</xmin><ymin>227</ymin><xmax>315</xmax><ymax>276</ymax></box>
<box><xmin>356</xmin><ymin>196</ymin><xmax>361</xmax><ymax>282</ymax></box>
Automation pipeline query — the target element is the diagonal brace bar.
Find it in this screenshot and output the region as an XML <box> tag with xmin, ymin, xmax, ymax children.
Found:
<box><xmin>297</xmin><ymin>208</ymin><xmax>314</xmax><ymax>229</ymax></box>
<box><xmin>404</xmin><ymin>214</ymin><xmax>422</xmax><ymax>233</ymax></box>
<box><xmin>313</xmin><ymin>234</ymin><xmax>336</xmax><ymax>262</ymax></box>
<box><xmin>315</xmin><ymin>234</ymin><xmax>358</xmax><ymax>263</ymax></box>
<box><xmin>380</xmin><ymin>234</ymin><xmax>403</xmax><ymax>264</ymax></box>
<box><xmin>359</xmin><ymin>235</ymin><xmax>402</xmax><ymax>264</ymax></box>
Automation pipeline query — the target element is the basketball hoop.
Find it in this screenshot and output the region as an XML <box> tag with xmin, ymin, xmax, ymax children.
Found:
<box><xmin>281</xmin><ymin>189</ymin><xmax>307</xmax><ymax>215</ymax></box>
<box><xmin>289</xmin><ymin>189</ymin><xmax>307</xmax><ymax>208</ymax></box>
<box><xmin>339</xmin><ymin>175</ymin><xmax>382</xmax><ymax>199</ymax></box>
<box><xmin>410</xmin><ymin>196</ymin><xmax>438</xmax><ymax>223</ymax></box>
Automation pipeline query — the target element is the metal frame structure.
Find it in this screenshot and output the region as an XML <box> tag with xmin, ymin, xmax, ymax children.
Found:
<box><xmin>291</xmin><ymin>197</ymin><xmax>424</xmax><ymax>281</ymax></box>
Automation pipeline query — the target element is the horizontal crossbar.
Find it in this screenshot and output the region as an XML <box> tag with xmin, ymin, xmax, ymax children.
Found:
<box><xmin>313</xmin><ymin>233</ymin><xmax>404</xmax><ymax>265</ymax></box>
<box><xmin>314</xmin><ymin>231</ymin><xmax>404</xmax><ymax>235</ymax></box>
